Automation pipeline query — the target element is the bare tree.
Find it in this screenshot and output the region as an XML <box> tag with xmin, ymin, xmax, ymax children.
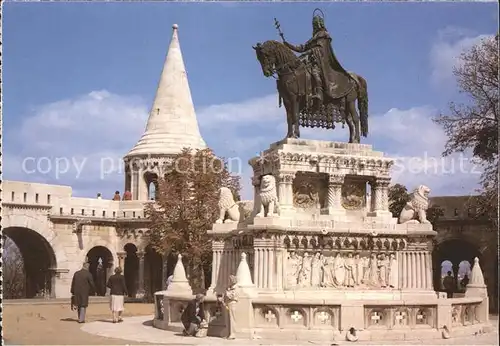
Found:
<box><xmin>2</xmin><ymin>237</ymin><xmax>26</xmax><ymax>298</ymax></box>
<box><xmin>145</xmin><ymin>148</ymin><xmax>240</xmax><ymax>292</ymax></box>
<box><xmin>434</xmin><ymin>34</ymin><xmax>498</xmax><ymax>224</ymax></box>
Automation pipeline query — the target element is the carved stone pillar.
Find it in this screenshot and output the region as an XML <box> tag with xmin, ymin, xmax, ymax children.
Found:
<box><xmin>323</xmin><ymin>174</ymin><xmax>345</xmax><ymax>216</ymax></box>
<box><xmin>369</xmin><ymin>177</ymin><xmax>391</xmax><ymax>217</ymax></box>
<box><xmin>137</xmin><ymin>251</ymin><xmax>145</xmax><ymax>298</ymax></box>
<box><xmin>117</xmin><ymin>251</ymin><xmax>126</xmax><ymax>269</ymax></box>
<box><xmin>277</xmin><ymin>171</ymin><xmax>295</xmax><ymax>214</ymax></box>
<box><xmin>253</xmin><ymin>237</ymin><xmax>276</xmax><ymax>290</ymax></box>
<box><xmin>379</xmin><ymin>178</ymin><xmax>391</xmax><ymax>211</ymax></box>
<box><xmin>209</xmin><ymin>240</ymin><xmax>225</xmax><ymax>293</ymax></box>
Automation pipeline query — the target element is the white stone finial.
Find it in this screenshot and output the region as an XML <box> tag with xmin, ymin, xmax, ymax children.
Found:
<box><xmin>125</xmin><ymin>19</ymin><xmax>206</xmax><ymax>158</ymax></box>
<box><xmin>168</xmin><ymin>253</ymin><xmax>192</xmax><ymax>292</ymax></box>
<box><xmin>236</xmin><ymin>252</ymin><xmax>254</xmax><ymax>287</ymax></box>
<box><xmin>469</xmin><ymin>257</ymin><xmax>486</xmax><ymax>286</ymax></box>
<box><xmin>172</xmin><ymin>254</ymin><xmax>187</xmax><ymax>282</ymax></box>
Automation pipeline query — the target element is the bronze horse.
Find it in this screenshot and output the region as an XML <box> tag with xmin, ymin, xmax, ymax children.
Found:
<box><xmin>253</xmin><ymin>40</ymin><xmax>368</xmax><ymax>143</ymax></box>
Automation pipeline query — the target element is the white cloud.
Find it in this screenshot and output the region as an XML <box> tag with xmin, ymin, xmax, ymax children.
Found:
<box><xmin>430</xmin><ymin>26</ymin><xmax>492</xmax><ymax>88</ymax></box>
<box><xmin>3</xmin><ymin>90</ymin><xmax>482</xmax><ymax>200</ymax></box>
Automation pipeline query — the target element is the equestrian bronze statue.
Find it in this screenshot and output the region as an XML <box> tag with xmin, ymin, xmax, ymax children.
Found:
<box><xmin>253</xmin><ymin>9</ymin><xmax>369</xmax><ymax>143</ymax></box>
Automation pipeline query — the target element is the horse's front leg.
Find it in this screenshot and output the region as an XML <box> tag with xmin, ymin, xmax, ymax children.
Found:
<box><xmin>345</xmin><ymin>109</ymin><xmax>355</xmax><ymax>143</ymax></box>
<box><xmin>347</xmin><ymin>100</ymin><xmax>361</xmax><ymax>143</ymax></box>
<box><xmin>292</xmin><ymin>99</ymin><xmax>301</xmax><ymax>139</ymax></box>
<box><xmin>282</xmin><ymin>98</ymin><xmax>294</xmax><ymax>138</ymax></box>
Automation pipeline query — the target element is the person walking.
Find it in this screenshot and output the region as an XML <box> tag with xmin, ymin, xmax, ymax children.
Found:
<box><xmin>70</xmin><ymin>262</ymin><xmax>96</xmax><ymax>323</ymax></box>
<box><xmin>106</xmin><ymin>267</ymin><xmax>128</xmax><ymax>323</ymax></box>
<box><xmin>443</xmin><ymin>271</ymin><xmax>455</xmax><ymax>298</ymax></box>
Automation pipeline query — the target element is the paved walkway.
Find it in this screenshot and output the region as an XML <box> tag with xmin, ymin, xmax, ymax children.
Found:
<box><xmin>81</xmin><ymin>315</ymin><xmax>499</xmax><ymax>345</ymax></box>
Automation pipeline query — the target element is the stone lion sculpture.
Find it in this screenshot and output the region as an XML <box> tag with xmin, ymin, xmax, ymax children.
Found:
<box><xmin>398</xmin><ymin>185</ymin><xmax>431</xmax><ymax>224</ymax></box>
<box><xmin>215</xmin><ymin>187</ymin><xmax>240</xmax><ymax>224</ymax></box>
<box><xmin>256</xmin><ymin>175</ymin><xmax>280</xmax><ymax>217</ymax></box>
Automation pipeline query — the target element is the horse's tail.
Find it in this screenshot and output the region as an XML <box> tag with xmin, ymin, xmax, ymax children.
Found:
<box><xmin>356</xmin><ymin>74</ymin><xmax>369</xmax><ymax>137</ymax></box>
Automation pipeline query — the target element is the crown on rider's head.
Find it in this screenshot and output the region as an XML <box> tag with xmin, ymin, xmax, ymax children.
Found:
<box><xmin>312</xmin><ymin>16</ymin><xmax>325</xmax><ymax>28</ymax></box>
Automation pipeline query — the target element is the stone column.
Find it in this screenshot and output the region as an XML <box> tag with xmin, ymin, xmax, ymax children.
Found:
<box><xmin>253</xmin><ymin>238</ymin><xmax>275</xmax><ymax>290</ymax></box>
<box><xmin>277</xmin><ymin>171</ymin><xmax>295</xmax><ymax>215</ymax></box>
<box><xmin>117</xmin><ymin>251</ymin><xmax>126</xmax><ymax>269</ymax></box>
<box><xmin>417</xmin><ymin>252</ymin><xmax>424</xmax><ymax>289</ymax></box>
<box><xmin>324</xmin><ymin>174</ymin><xmax>345</xmax><ymax>216</ymax></box>
<box><xmin>379</xmin><ymin>178</ymin><xmax>391</xmax><ymax>211</ymax></box>
<box><xmin>209</xmin><ymin>240</ymin><xmax>225</xmax><ymax>293</ymax></box>
<box><xmin>369</xmin><ymin>180</ymin><xmax>381</xmax><ymax>212</ymax></box>
<box><xmin>369</xmin><ymin>177</ymin><xmax>391</xmax><ymax>216</ymax></box>
<box><xmin>137</xmin><ymin>251</ymin><xmax>145</xmax><ymax>298</ymax></box>
<box><xmin>411</xmin><ymin>252</ymin><xmax>417</xmax><ymax>289</ymax></box>
<box><xmin>401</xmin><ymin>251</ymin><xmax>407</xmax><ymax>288</ymax></box>
<box><xmin>426</xmin><ymin>253</ymin><xmax>433</xmax><ymax>290</ymax></box>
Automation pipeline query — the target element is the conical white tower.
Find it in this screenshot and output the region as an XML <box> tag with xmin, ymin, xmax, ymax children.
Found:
<box><xmin>123</xmin><ymin>24</ymin><xmax>207</xmax><ymax>201</ymax></box>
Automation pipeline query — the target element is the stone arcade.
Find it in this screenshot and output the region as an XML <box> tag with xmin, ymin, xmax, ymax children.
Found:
<box><xmin>154</xmin><ymin>139</ymin><xmax>492</xmax><ymax>341</ymax></box>
<box><xmin>1</xmin><ymin>24</ymin><xmax>206</xmax><ymax>300</ymax></box>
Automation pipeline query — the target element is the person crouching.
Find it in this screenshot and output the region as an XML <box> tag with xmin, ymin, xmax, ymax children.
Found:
<box><xmin>106</xmin><ymin>267</ymin><xmax>128</xmax><ymax>323</ymax></box>
<box><xmin>181</xmin><ymin>294</ymin><xmax>206</xmax><ymax>336</ymax></box>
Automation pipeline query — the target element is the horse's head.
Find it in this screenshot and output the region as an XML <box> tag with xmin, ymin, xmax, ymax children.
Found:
<box><xmin>253</xmin><ymin>41</ymin><xmax>275</xmax><ymax>78</ymax></box>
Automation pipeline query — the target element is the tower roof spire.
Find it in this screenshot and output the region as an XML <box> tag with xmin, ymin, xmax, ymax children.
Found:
<box><xmin>126</xmin><ymin>24</ymin><xmax>206</xmax><ymax>158</ymax></box>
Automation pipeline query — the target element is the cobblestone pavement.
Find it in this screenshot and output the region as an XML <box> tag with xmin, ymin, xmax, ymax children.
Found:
<box><xmin>82</xmin><ymin>315</ymin><xmax>499</xmax><ymax>346</ymax></box>
<box><xmin>3</xmin><ymin>302</ymin><xmax>156</xmax><ymax>345</ymax></box>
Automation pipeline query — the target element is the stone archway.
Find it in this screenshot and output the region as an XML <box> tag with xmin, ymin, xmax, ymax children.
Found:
<box><xmin>432</xmin><ymin>239</ymin><xmax>480</xmax><ymax>294</ymax></box>
<box><xmin>3</xmin><ymin>227</ymin><xmax>57</xmax><ymax>298</ymax></box>
<box><xmin>86</xmin><ymin>246</ymin><xmax>113</xmax><ymax>296</ymax></box>
<box><xmin>123</xmin><ymin>243</ymin><xmax>139</xmax><ymax>297</ymax></box>
<box><xmin>144</xmin><ymin>245</ymin><xmax>163</xmax><ymax>301</ymax></box>
<box><xmin>144</xmin><ymin>172</ymin><xmax>159</xmax><ymax>201</ymax></box>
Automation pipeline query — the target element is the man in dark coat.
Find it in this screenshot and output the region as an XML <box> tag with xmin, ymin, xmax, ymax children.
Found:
<box><xmin>71</xmin><ymin>262</ymin><xmax>96</xmax><ymax>323</ymax></box>
<box><xmin>181</xmin><ymin>294</ymin><xmax>206</xmax><ymax>336</ymax></box>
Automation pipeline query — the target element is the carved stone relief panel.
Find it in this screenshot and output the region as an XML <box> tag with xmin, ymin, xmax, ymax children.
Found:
<box><xmin>284</xmin><ymin>250</ymin><xmax>399</xmax><ymax>290</ymax></box>
<box><xmin>292</xmin><ymin>172</ymin><xmax>326</xmax><ymax>210</ymax></box>
<box><xmin>341</xmin><ymin>177</ymin><xmax>367</xmax><ymax>211</ymax></box>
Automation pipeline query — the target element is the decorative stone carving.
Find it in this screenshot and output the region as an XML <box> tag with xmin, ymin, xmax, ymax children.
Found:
<box><xmin>72</xmin><ymin>218</ymin><xmax>91</xmax><ymax>233</ymax></box>
<box><xmin>398</xmin><ymin>185</ymin><xmax>431</xmax><ymax>224</ymax></box>
<box><xmin>322</xmin><ymin>255</ymin><xmax>335</xmax><ymax>287</ymax></box>
<box><xmin>293</xmin><ymin>181</ymin><xmax>319</xmax><ymax>209</ymax></box>
<box><xmin>256</xmin><ymin>175</ymin><xmax>280</xmax><ymax>217</ymax></box>
<box><xmin>311</xmin><ymin>252</ymin><xmax>323</xmax><ymax>287</ymax></box>
<box><xmin>388</xmin><ymin>253</ymin><xmax>398</xmax><ymax>288</ymax></box>
<box><xmin>326</xmin><ymin>174</ymin><xmax>344</xmax><ymax>210</ymax></box>
<box><xmin>377</xmin><ymin>253</ymin><xmax>389</xmax><ymax>288</ymax></box>
<box><xmin>365</xmin><ymin>253</ymin><xmax>379</xmax><ymax>287</ymax></box>
<box><xmin>344</xmin><ymin>253</ymin><xmax>355</xmax><ymax>287</ymax></box>
<box><xmin>354</xmin><ymin>253</ymin><xmax>365</xmax><ymax>286</ymax></box>
<box><xmin>298</xmin><ymin>252</ymin><xmax>312</xmax><ymax>287</ymax></box>
<box><xmin>286</xmin><ymin>251</ymin><xmax>301</xmax><ymax>288</ymax></box>
<box><xmin>215</xmin><ymin>187</ymin><xmax>240</xmax><ymax>224</ymax></box>
<box><xmin>341</xmin><ymin>182</ymin><xmax>365</xmax><ymax>210</ymax></box>
<box><xmin>332</xmin><ymin>252</ymin><xmax>346</xmax><ymax>287</ymax></box>
<box><xmin>394</xmin><ymin>309</ymin><xmax>408</xmax><ymax>327</ymax></box>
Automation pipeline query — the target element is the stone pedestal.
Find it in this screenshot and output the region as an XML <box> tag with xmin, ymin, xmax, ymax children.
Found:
<box><xmin>154</xmin><ymin>138</ymin><xmax>492</xmax><ymax>341</ymax></box>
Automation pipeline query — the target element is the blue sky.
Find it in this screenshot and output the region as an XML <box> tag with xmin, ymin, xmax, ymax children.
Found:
<box><xmin>3</xmin><ymin>2</ymin><xmax>498</xmax><ymax>199</ymax></box>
